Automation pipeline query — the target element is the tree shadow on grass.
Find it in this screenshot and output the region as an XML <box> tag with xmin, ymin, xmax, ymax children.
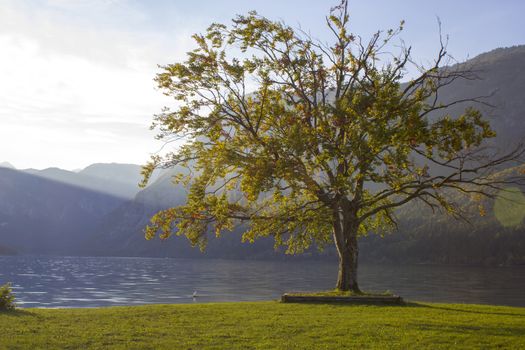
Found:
<box><xmin>281</xmin><ymin>300</ymin><xmax>407</xmax><ymax>307</ymax></box>
<box><xmin>282</xmin><ymin>300</ymin><xmax>525</xmax><ymax>318</ymax></box>
<box><xmin>403</xmin><ymin>302</ymin><xmax>525</xmax><ymax>318</ymax></box>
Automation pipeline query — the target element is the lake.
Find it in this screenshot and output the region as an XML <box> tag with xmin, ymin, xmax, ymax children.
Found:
<box><xmin>0</xmin><ymin>255</ymin><xmax>524</xmax><ymax>308</ymax></box>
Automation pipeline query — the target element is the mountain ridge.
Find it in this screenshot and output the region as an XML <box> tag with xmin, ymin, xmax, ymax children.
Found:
<box><xmin>1</xmin><ymin>45</ymin><xmax>525</xmax><ymax>264</ymax></box>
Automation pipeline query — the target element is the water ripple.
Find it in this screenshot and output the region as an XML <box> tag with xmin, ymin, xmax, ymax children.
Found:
<box><xmin>0</xmin><ymin>256</ymin><xmax>523</xmax><ymax>308</ymax></box>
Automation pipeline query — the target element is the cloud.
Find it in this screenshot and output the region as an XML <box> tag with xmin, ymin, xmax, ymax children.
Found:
<box><xmin>0</xmin><ymin>0</ymin><xmax>195</xmax><ymax>170</ymax></box>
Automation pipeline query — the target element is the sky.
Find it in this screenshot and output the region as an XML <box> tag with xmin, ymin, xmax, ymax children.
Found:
<box><xmin>1</xmin><ymin>0</ymin><xmax>524</xmax><ymax>170</ymax></box>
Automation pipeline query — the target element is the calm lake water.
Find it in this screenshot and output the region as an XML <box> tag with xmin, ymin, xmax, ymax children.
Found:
<box><xmin>0</xmin><ymin>255</ymin><xmax>524</xmax><ymax>308</ymax></box>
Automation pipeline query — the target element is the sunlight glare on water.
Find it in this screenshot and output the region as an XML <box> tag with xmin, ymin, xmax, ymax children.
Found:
<box><xmin>1</xmin><ymin>256</ymin><xmax>525</xmax><ymax>308</ymax></box>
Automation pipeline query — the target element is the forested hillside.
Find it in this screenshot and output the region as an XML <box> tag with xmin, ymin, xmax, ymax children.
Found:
<box><xmin>1</xmin><ymin>45</ymin><xmax>524</xmax><ymax>264</ymax></box>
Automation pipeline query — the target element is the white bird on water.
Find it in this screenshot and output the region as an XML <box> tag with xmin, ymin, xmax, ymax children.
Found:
<box><xmin>193</xmin><ymin>291</ymin><xmax>198</xmax><ymax>298</ymax></box>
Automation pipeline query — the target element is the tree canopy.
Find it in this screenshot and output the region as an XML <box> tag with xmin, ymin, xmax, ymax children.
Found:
<box><xmin>142</xmin><ymin>1</ymin><xmax>524</xmax><ymax>291</ymax></box>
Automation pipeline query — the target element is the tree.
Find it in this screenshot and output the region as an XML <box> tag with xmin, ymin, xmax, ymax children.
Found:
<box><xmin>0</xmin><ymin>283</ymin><xmax>16</xmax><ymax>311</ymax></box>
<box><xmin>142</xmin><ymin>1</ymin><xmax>524</xmax><ymax>292</ymax></box>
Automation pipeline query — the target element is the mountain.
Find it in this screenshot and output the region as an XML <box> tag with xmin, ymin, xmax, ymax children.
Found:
<box><xmin>0</xmin><ymin>162</ymin><xmax>15</xmax><ymax>169</ymax></box>
<box><xmin>358</xmin><ymin>45</ymin><xmax>525</xmax><ymax>265</ymax></box>
<box><xmin>79</xmin><ymin>163</ymin><xmax>144</xmax><ymax>188</ymax></box>
<box><xmin>82</xmin><ymin>167</ymin><xmax>284</xmax><ymax>259</ymax></box>
<box><xmin>23</xmin><ymin>163</ymin><xmax>143</xmax><ymax>199</ymax></box>
<box><xmin>360</xmin><ymin>164</ymin><xmax>525</xmax><ymax>266</ymax></box>
<box><xmin>1</xmin><ymin>45</ymin><xmax>525</xmax><ymax>263</ymax></box>
<box><xmin>0</xmin><ymin>167</ymin><xmax>131</xmax><ymax>255</ymax></box>
<box><xmin>86</xmin><ymin>45</ymin><xmax>525</xmax><ymax>263</ymax></box>
<box><xmin>432</xmin><ymin>45</ymin><xmax>525</xmax><ymax>149</ymax></box>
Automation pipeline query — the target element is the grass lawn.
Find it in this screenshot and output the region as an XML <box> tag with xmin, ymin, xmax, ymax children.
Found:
<box><xmin>285</xmin><ymin>289</ymin><xmax>394</xmax><ymax>297</ymax></box>
<box><xmin>1</xmin><ymin>301</ymin><xmax>524</xmax><ymax>349</ymax></box>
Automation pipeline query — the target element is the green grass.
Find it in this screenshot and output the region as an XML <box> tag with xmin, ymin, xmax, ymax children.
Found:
<box><xmin>1</xmin><ymin>301</ymin><xmax>525</xmax><ymax>349</ymax></box>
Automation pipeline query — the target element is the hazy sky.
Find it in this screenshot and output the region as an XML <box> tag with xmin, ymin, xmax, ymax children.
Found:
<box><xmin>1</xmin><ymin>0</ymin><xmax>524</xmax><ymax>170</ymax></box>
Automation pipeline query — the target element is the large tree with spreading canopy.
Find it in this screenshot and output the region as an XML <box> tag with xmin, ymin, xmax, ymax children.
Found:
<box><xmin>142</xmin><ymin>1</ymin><xmax>524</xmax><ymax>291</ymax></box>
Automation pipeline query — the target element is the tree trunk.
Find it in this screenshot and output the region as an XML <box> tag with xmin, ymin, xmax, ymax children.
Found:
<box><xmin>333</xmin><ymin>205</ymin><xmax>361</xmax><ymax>292</ymax></box>
<box><xmin>335</xmin><ymin>233</ymin><xmax>360</xmax><ymax>292</ymax></box>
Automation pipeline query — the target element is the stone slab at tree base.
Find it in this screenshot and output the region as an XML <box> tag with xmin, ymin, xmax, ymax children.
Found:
<box><xmin>281</xmin><ymin>293</ymin><xmax>404</xmax><ymax>305</ymax></box>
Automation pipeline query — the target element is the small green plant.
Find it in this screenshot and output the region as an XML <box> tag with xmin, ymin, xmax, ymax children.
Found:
<box><xmin>0</xmin><ymin>283</ymin><xmax>16</xmax><ymax>311</ymax></box>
